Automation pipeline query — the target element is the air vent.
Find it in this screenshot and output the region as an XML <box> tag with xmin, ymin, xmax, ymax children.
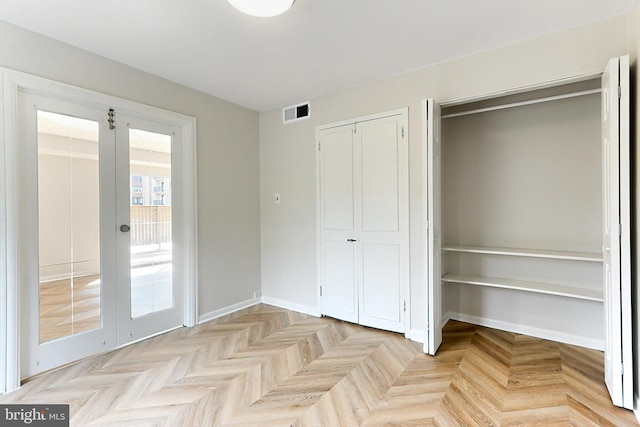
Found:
<box><xmin>283</xmin><ymin>101</ymin><xmax>310</xmax><ymax>124</ymax></box>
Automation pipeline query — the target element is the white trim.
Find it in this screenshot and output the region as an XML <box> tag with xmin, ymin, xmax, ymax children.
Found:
<box><xmin>179</xmin><ymin>113</ymin><xmax>198</xmax><ymax>328</ymax></box>
<box><xmin>316</xmin><ymin>108</ymin><xmax>408</xmax><ymax>133</ymax></box>
<box><xmin>262</xmin><ymin>297</ymin><xmax>321</xmax><ymax>317</ymax></box>
<box><xmin>421</xmin><ymin>99</ymin><xmax>429</xmax><ymax>353</ymax></box>
<box><xmin>198</xmin><ymin>298</ymin><xmax>262</xmax><ymax>325</ymax></box>
<box><xmin>0</xmin><ymin>67</ymin><xmax>198</xmax><ymax>388</ymax></box>
<box><xmin>618</xmin><ymin>54</ymin><xmax>633</xmax><ymax>409</ymax></box>
<box><xmin>445</xmin><ymin>311</ymin><xmax>604</xmax><ymax>351</ymax></box>
<box><xmin>315</xmin><ymin>121</ymin><xmax>322</xmax><ymax>320</ymax></box>
<box><xmin>39</xmin><ymin>270</ymin><xmax>101</xmax><ymax>283</ymax></box>
<box><xmin>634</xmin><ymin>392</ymin><xmax>640</xmax><ymax>423</ymax></box>
<box><xmin>0</xmin><ymin>73</ymin><xmax>20</xmax><ymax>395</ymax></box>
<box><xmin>408</xmin><ymin>329</ymin><xmax>425</xmax><ymax>344</ymax></box>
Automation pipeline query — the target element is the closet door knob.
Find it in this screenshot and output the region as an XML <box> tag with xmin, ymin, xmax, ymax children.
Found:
<box><xmin>120</xmin><ymin>224</ymin><xmax>131</xmax><ymax>232</ymax></box>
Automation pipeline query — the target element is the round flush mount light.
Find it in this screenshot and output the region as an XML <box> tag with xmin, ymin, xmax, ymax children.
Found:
<box><xmin>228</xmin><ymin>0</ymin><xmax>294</xmax><ymax>17</ymax></box>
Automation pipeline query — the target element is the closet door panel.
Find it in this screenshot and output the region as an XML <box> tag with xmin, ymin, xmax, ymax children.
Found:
<box><xmin>357</xmin><ymin>116</ymin><xmax>405</xmax><ymax>333</ymax></box>
<box><xmin>322</xmin><ymin>127</ymin><xmax>354</xmax><ymax>231</ymax></box>
<box><xmin>360</xmin><ymin>120</ymin><xmax>399</xmax><ymax>232</ymax></box>
<box><xmin>322</xmin><ymin>240</ymin><xmax>358</xmax><ymax>323</ymax></box>
<box><xmin>319</xmin><ymin>125</ymin><xmax>358</xmax><ymax>323</ymax></box>
<box><xmin>360</xmin><ymin>243</ymin><xmax>402</xmax><ymax>331</ymax></box>
<box><xmin>602</xmin><ymin>55</ymin><xmax>632</xmax><ymax>409</ymax></box>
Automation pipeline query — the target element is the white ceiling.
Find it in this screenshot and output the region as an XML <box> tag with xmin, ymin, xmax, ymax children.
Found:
<box><xmin>0</xmin><ymin>0</ymin><xmax>635</xmax><ymax>112</ymax></box>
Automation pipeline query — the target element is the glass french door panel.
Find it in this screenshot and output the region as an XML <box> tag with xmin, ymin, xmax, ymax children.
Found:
<box><xmin>129</xmin><ymin>128</ymin><xmax>173</xmax><ymax>318</ymax></box>
<box><xmin>37</xmin><ymin>111</ymin><xmax>102</xmax><ymax>343</ymax></box>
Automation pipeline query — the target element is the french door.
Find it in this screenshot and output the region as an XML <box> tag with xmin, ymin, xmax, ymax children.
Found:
<box><xmin>19</xmin><ymin>92</ymin><xmax>184</xmax><ymax>377</ymax></box>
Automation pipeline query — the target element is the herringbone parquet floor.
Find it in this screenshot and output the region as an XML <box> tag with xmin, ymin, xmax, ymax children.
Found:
<box><xmin>2</xmin><ymin>304</ymin><xmax>637</xmax><ymax>426</ymax></box>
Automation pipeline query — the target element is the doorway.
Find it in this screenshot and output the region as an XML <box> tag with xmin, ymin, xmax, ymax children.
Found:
<box><xmin>14</xmin><ymin>86</ymin><xmax>195</xmax><ymax>379</ymax></box>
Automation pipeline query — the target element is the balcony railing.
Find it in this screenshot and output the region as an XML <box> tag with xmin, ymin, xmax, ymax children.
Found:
<box><xmin>130</xmin><ymin>206</ymin><xmax>171</xmax><ymax>248</ymax></box>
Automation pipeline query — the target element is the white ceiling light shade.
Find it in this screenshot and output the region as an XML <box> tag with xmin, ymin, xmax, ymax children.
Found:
<box><xmin>228</xmin><ymin>0</ymin><xmax>294</xmax><ymax>17</ymax></box>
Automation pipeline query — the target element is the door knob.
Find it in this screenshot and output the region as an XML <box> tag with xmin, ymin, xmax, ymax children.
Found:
<box><xmin>347</xmin><ymin>239</ymin><xmax>357</xmax><ymax>242</ymax></box>
<box><xmin>120</xmin><ymin>224</ymin><xmax>131</xmax><ymax>232</ymax></box>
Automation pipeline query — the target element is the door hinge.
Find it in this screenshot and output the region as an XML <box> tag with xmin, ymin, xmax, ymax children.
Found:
<box><xmin>108</xmin><ymin>108</ymin><xmax>115</xmax><ymax>129</ymax></box>
<box><xmin>401</xmin><ymin>127</ymin><xmax>405</xmax><ymax>138</ymax></box>
<box><xmin>618</xmin><ymin>86</ymin><xmax>622</xmax><ymax>100</ymax></box>
<box><xmin>621</xmin><ymin>363</ymin><xmax>625</xmax><ymax>376</ymax></box>
<box><xmin>403</xmin><ymin>301</ymin><xmax>406</xmax><ymax>312</ymax></box>
<box><xmin>619</xmin><ymin>224</ymin><xmax>622</xmax><ymax>236</ymax></box>
<box><xmin>317</xmin><ymin>141</ymin><xmax>321</xmax><ymax>150</ymax></box>
<box><xmin>320</xmin><ymin>285</ymin><xmax>323</xmax><ymax>296</ymax></box>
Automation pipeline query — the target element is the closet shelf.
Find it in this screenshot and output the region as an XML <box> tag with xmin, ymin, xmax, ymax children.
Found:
<box><xmin>442</xmin><ymin>273</ymin><xmax>603</xmax><ymax>302</ymax></box>
<box><xmin>441</xmin><ymin>245</ymin><xmax>602</xmax><ymax>262</ymax></box>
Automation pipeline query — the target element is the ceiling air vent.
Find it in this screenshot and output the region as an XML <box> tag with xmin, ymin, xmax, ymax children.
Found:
<box><xmin>283</xmin><ymin>101</ymin><xmax>310</xmax><ymax>124</ymax></box>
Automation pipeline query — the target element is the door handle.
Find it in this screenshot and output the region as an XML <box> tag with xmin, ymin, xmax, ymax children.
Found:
<box><xmin>120</xmin><ymin>224</ymin><xmax>131</xmax><ymax>232</ymax></box>
<box><xmin>347</xmin><ymin>239</ymin><xmax>357</xmax><ymax>242</ymax></box>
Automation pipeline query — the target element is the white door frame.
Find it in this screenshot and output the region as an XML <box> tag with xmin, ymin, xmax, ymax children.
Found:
<box><xmin>315</xmin><ymin>108</ymin><xmax>410</xmax><ymax>337</ymax></box>
<box><xmin>0</xmin><ymin>68</ymin><xmax>198</xmax><ymax>394</ymax></box>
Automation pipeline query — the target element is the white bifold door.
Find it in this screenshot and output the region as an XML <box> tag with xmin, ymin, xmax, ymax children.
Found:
<box><xmin>18</xmin><ymin>92</ymin><xmax>184</xmax><ymax>377</ymax></box>
<box><xmin>424</xmin><ymin>99</ymin><xmax>442</xmax><ymax>356</ymax></box>
<box><xmin>602</xmin><ymin>55</ymin><xmax>632</xmax><ymax>409</ymax></box>
<box><xmin>318</xmin><ymin>111</ymin><xmax>409</xmax><ymax>334</ymax></box>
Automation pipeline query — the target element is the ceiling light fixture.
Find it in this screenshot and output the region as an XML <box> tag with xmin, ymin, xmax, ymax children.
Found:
<box><xmin>228</xmin><ymin>0</ymin><xmax>294</xmax><ymax>17</ymax></box>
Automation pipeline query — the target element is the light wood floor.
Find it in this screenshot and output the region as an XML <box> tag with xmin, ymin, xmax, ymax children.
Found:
<box><xmin>4</xmin><ymin>304</ymin><xmax>637</xmax><ymax>426</ymax></box>
<box><xmin>39</xmin><ymin>275</ymin><xmax>102</xmax><ymax>343</ymax></box>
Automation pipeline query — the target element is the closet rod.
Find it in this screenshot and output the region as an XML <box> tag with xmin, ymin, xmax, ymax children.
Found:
<box><xmin>441</xmin><ymin>88</ymin><xmax>602</xmax><ymax>119</ymax></box>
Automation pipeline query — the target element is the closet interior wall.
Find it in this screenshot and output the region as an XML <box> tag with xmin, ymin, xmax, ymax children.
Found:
<box><xmin>440</xmin><ymin>78</ymin><xmax>605</xmax><ymax>349</ymax></box>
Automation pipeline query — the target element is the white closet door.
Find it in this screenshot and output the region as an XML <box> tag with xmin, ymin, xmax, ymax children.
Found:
<box><xmin>602</xmin><ymin>55</ymin><xmax>632</xmax><ymax>409</ymax></box>
<box><xmin>425</xmin><ymin>99</ymin><xmax>442</xmax><ymax>355</ymax></box>
<box><xmin>357</xmin><ymin>117</ymin><xmax>407</xmax><ymax>333</ymax></box>
<box><xmin>319</xmin><ymin>125</ymin><xmax>358</xmax><ymax>323</ymax></box>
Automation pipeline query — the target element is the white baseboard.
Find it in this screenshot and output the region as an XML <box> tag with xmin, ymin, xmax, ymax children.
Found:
<box><xmin>445</xmin><ymin>311</ymin><xmax>604</xmax><ymax>351</ymax></box>
<box><xmin>40</xmin><ymin>270</ymin><xmax>100</xmax><ymax>283</ymax></box>
<box><xmin>408</xmin><ymin>329</ymin><xmax>425</xmax><ymax>344</ymax></box>
<box><xmin>261</xmin><ymin>296</ymin><xmax>321</xmax><ymax>317</ymax></box>
<box><xmin>634</xmin><ymin>393</ymin><xmax>640</xmax><ymax>423</ymax></box>
<box><xmin>198</xmin><ymin>297</ymin><xmax>262</xmax><ymax>325</ymax></box>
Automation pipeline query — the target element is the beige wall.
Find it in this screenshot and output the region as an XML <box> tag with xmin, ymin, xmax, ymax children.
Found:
<box><xmin>259</xmin><ymin>15</ymin><xmax>629</xmax><ymax>333</ymax></box>
<box><xmin>38</xmin><ymin>142</ymin><xmax>101</xmax><ymax>281</ymax></box>
<box><xmin>0</xmin><ymin>20</ymin><xmax>262</xmax><ymax>316</ymax></box>
<box><xmin>629</xmin><ymin>0</ymin><xmax>640</xmax><ymax>407</ymax></box>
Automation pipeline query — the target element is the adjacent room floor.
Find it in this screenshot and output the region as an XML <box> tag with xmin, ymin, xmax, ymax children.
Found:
<box><xmin>2</xmin><ymin>304</ymin><xmax>637</xmax><ymax>426</ymax></box>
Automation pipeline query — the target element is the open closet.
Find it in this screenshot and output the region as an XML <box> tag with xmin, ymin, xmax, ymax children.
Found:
<box><xmin>423</xmin><ymin>55</ymin><xmax>631</xmax><ymax>409</ymax></box>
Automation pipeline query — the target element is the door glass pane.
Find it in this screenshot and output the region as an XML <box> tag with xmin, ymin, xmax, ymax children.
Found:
<box><xmin>37</xmin><ymin>111</ymin><xmax>101</xmax><ymax>343</ymax></box>
<box><xmin>129</xmin><ymin>129</ymin><xmax>173</xmax><ymax>318</ymax></box>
